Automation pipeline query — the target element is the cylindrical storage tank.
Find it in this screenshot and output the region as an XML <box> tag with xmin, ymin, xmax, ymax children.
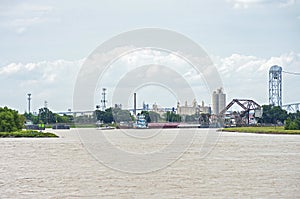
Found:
<box><xmin>218</xmin><ymin>93</ymin><xmax>226</xmax><ymax>114</ymax></box>
<box><xmin>212</xmin><ymin>91</ymin><xmax>218</xmax><ymax>114</ymax></box>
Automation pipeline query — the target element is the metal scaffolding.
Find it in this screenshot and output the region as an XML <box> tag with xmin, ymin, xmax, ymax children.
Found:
<box><xmin>269</xmin><ymin>65</ymin><xmax>282</xmax><ymax>107</ymax></box>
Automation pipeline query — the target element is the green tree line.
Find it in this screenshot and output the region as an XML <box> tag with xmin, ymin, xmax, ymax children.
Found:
<box><xmin>24</xmin><ymin>107</ymin><xmax>74</xmax><ymax>124</ymax></box>
<box><xmin>257</xmin><ymin>105</ymin><xmax>300</xmax><ymax>130</ymax></box>
<box><xmin>0</xmin><ymin>107</ymin><xmax>25</xmax><ymax>132</ymax></box>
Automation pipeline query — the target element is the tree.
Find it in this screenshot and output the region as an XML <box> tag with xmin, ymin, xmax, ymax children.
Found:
<box><xmin>113</xmin><ymin>108</ymin><xmax>132</xmax><ymax>122</ymax></box>
<box><xmin>165</xmin><ymin>111</ymin><xmax>181</xmax><ymax>122</ymax></box>
<box><xmin>24</xmin><ymin>112</ymin><xmax>39</xmax><ymax>124</ymax></box>
<box><xmin>149</xmin><ymin>111</ymin><xmax>160</xmax><ymax>123</ymax></box>
<box><xmin>36</xmin><ymin>108</ymin><xmax>74</xmax><ymax>124</ymax></box>
<box><xmin>287</xmin><ymin>110</ymin><xmax>300</xmax><ymax>120</ymax></box>
<box><xmin>38</xmin><ymin>107</ymin><xmax>56</xmax><ymax>124</ymax></box>
<box><xmin>285</xmin><ymin>111</ymin><xmax>300</xmax><ymax>130</ymax></box>
<box><xmin>0</xmin><ymin>106</ymin><xmax>25</xmax><ymax>132</ymax></box>
<box><xmin>56</xmin><ymin>114</ymin><xmax>73</xmax><ymax>123</ymax></box>
<box><xmin>95</xmin><ymin>110</ymin><xmax>106</xmax><ymax>121</ymax></box>
<box><xmin>103</xmin><ymin>108</ymin><xmax>114</xmax><ymax>123</ymax></box>
<box><xmin>74</xmin><ymin>115</ymin><xmax>96</xmax><ymax>124</ymax></box>
<box><xmin>285</xmin><ymin>118</ymin><xmax>300</xmax><ymax>130</ymax></box>
<box><xmin>185</xmin><ymin>114</ymin><xmax>198</xmax><ymax>123</ymax></box>
<box><xmin>140</xmin><ymin>111</ymin><xmax>161</xmax><ymax>123</ymax></box>
<box><xmin>260</xmin><ymin>105</ymin><xmax>288</xmax><ymax>124</ymax></box>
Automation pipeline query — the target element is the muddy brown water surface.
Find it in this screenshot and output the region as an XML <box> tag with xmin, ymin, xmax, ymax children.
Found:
<box><xmin>0</xmin><ymin>128</ymin><xmax>299</xmax><ymax>198</ymax></box>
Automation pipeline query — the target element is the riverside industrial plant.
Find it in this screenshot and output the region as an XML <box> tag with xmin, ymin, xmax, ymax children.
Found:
<box><xmin>25</xmin><ymin>65</ymin><xmax>300</xmax><ymax>128</ymax></box>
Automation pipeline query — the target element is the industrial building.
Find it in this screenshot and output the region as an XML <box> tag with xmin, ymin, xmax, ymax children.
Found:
<box><xmin>177</xmin><ymin>99</ymin><xmax>211</xmax><ymax>115</ymax></box>
<box><xmin>212</xmin><ymin>88</ymin><xmax>226</xmax><ymax>114</ymax></box>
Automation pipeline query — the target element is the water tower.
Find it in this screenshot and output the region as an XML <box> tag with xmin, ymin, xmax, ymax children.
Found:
<box><xmin>269</xmin><ymin>65</ymin><xmax>282</xmax><ymax>107</ymax></box>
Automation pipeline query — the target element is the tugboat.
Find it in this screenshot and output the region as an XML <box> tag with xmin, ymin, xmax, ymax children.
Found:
<box><xmin>134</xmin><ymin>114</ymin><xmax>147</xmax><ymax>129</ymax></box>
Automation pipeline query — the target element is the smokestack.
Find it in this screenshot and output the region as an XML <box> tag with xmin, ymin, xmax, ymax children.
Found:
<box><xmin>134</xmin><ymin>93</ymin><xmax>136</xmax><ymax>115</ymax></box>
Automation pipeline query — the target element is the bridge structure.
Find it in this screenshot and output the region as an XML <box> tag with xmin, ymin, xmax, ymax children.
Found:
<box><xmin>56</xmin><ymin>107</ymin><xmax>176</xmax><ymax>116</ymax></box>
<box><xmin>282</xmin><ymin>102</ymin><xmax>300</xmax><ymax>113</ymax></box>
<box><xmin>219</xmin><ymin>99</ymin><xmax>261</xmax><ymax>125</ymax></box>
<box><xmin>219</xmin><ymin>99</ymin><xmax>261</xmax><ymax>115</ymax></box>
<box><xmin>127</xmin><ymin>107</ymin><xmax>176</xmax><ymax>112</ymax></box>
<box><xmin>55</xmin><ymin>111</ymin><xmax>94</xmax><ymax>116</ymax></box>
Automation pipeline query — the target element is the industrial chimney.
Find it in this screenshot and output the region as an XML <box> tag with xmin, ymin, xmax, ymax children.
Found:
<box><xmin>134</xmin><ymin>93</ymin><xmax>137</xmax><ymax>115</ymax></box>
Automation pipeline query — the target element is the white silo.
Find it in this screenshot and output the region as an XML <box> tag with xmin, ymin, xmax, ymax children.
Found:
<box><xmin>212</xmin><ymin>88</ymin><xmax>226</xmax><ymax>114</ymax></box>
<box><xmin>212</xmin><ymin>91</ymin><xmax>219</xmax><ymax>114</ymax></box>
<box><xmin>218</xmin><ymin>90</ymin><xmax>226</xmax><ymax>114</ymax></box>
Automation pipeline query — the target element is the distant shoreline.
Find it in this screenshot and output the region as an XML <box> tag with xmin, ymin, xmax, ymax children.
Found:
<box><xmin>220</xmin><ymin>126</ymin><xmax>300</xmax><ymax>135</ymax></box>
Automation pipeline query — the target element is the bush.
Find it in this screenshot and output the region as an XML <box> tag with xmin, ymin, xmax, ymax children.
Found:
<box><xmin>0</xmin><ymin>107</ymin><xmax>25</xmax><ymax>132</ymax></box>
<box><xmin>285</xmin><ymin>118</ymin><xmax>300</xmax><ymax>130</ymax></box>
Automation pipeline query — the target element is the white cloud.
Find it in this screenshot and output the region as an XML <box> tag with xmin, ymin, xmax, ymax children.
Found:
<box><xmin>227</xmin><ymin>0</ymin><xmax>269</xmax><ymax>9</ymax></box>
<box><xmin>0</xmin><ymin>59</ymin><xmax>84</xmax><ymax>112</ymax></box>
<box><xmin>19</xmin><ymin>4</ymin><xmax>53</xmax><ymax>13</ymax></box>
<box><xmin>0</xmin><ymin>63</ymin><xmax>22</xmax><ymax>75</ymax></box>
<box><xmin>11</xmin><ymin>17</ymin><xmax>44</xmax><ymax>27</ymax></box>
<box><xmin>1</xmin><ymin>51</ymin><xmax>300</xmax><ymax>112</ymax></box>
<box><xmin>0</xmin><ymin>3</ymin><xmax>53</xmax><ymax>16</ymax></box>
<box><xmin>213</xmin><ymin>51</ymin><xmax>300</xmax><ymax>105</ymax></box>
<box><xmin>0</xmin><ymin>3</ymin><xmax>55</xmax><ymax>34</ymax></box>
<box><xmin>279</xmin><ymin>0</ymin><xmax>295</xmax><ymax>7</ymax></box>
<box><xmin>259</xmin><ymin>51</ymin><xmax>298</xmax><ymax>71</ymax></box>
<box><xmin>227</xmin><ymin>0</ymin><xmax>295</xmax><ymax>9</ymax></box>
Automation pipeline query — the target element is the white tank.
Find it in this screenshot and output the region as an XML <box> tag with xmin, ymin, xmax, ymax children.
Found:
<box><xmin>218</xmin><ymin>93</ymin><xmax>226</xmax><ymax>114</ymax></box>
<box><xmin>212</xmin><ymin>91</ymin><xmax>218</xmax><ymax>114</ymax></box>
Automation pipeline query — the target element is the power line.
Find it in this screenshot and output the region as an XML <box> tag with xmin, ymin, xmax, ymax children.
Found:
<box><xmin>282</xmin><ymin>70</ymin><xmax>300</xmax><ymax>75</ymax></box>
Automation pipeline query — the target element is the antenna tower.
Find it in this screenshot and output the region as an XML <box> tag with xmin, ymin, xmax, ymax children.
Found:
<box><xmin>101</xmin><ymin>88</ymin><xmax>107</xmax><ymax>110</ymax></box>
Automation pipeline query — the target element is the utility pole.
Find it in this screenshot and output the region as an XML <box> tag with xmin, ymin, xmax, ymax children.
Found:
<box><xmin>44</xmin><ymin>100</ymin><xmax>48</xmax><ymax>124</ymax></box>
<box><xmin>27</xmin><ymin>93</ymin><xmax>31</xmax><ymax>113</ymax></box>
<box><xmin>101</xmin><ymin>88</ymin><xmax>107</xmax><ymax>111</ymax></box>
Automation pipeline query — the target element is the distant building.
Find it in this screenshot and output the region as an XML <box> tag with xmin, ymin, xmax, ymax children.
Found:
<box><xmin>177</xmin><ymin>99</ymin><xmax>197</xmax><ymax>115</ymax></box>
<box><xmin>142</xmin><ymin>102</ymin><xmax>149</xmax><ymax>111</ymax></box>
<box><xmin>114</xmin><ymin>104</ymin><xmax>122</xmax><ymax>109</ymax></box>
<box><xmin>212</xmin><ymin>88</ymin><xmax>226</xmax><ymax>115</ymax></box>
<box><xmin>199</xmin><ymin>100</ymin><xmax>212</xmax><ymax>114</ymax></box>
<box><xmin>177</xmin><ymin>99</ymin><xmax>211</xmax><ymax>115</ymax></box>
<box><xmin>152</xmin><ymin>103</ymin><xmax>165</xmax><ymax>116</ymax></box>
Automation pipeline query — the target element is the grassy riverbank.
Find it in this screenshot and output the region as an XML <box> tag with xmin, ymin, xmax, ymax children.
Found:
<box><xmin>70</xmin><ymin>124</ymin><xmax>97</xmax><ymax>128</ymax></box>
<box><xmin>221</xmin><ymin>126</ymin><xmax>300</xmax><ymax>135</ymax></box>
<box><xmin>0</xmin><ymin>130</ymin><xmax>58</xmax><ymax>138</ymax></box>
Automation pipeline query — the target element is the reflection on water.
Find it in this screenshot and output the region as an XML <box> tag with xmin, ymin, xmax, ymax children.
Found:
<box><xmin>0</xmin><ymin>129</ymin><xmax>299</xmax><ymax>198</ymax></box>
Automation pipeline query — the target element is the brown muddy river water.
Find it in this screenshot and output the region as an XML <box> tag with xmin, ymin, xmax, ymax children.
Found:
<box><xmin>0</xmin><ymin>128</ymin><xmax>299</xmax><ymax>198</ymax></box>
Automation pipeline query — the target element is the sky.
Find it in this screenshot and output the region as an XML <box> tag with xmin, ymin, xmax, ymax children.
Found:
<box><xmin>0</xmin><ymin>0</ymin><xmax>300</xmax><ymax>113</ymax></box>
